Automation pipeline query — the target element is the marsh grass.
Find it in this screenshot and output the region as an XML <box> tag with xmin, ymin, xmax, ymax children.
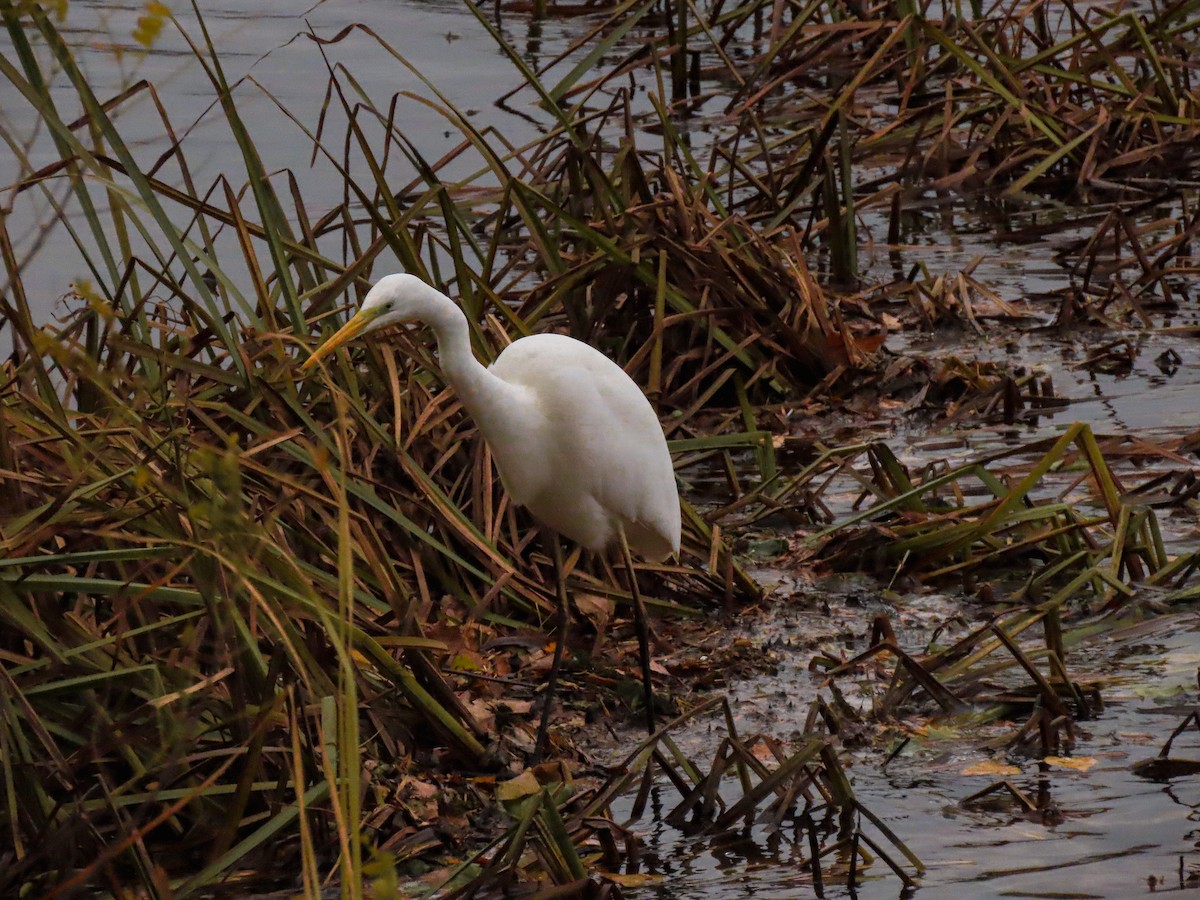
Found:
<box><xmin>751</xmin><ymin>424</ymin><xmax>1200</xmax><ymax>773</ymax></box>
<box><xmin>5</xmin><ymin>0</ymin><xmax>1200</xmax><ymax>894</ymax></box>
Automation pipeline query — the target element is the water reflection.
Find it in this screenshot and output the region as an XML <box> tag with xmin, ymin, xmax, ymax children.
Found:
<box><xmin>0</xmin><ymin>0</ymin><xmax>590</xmax><ymax>318</ymax></box>
<box><xmin>591</xmin><ymin>596</ymin><xmax>1200</xmax><ymax>898</ymax></box>
<box><xmin>614</xmin><ymin>784</ymin><xmax>863</xmax><ymax>899</ymax></box>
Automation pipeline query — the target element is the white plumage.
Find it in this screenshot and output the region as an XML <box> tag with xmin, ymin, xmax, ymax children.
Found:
<box><xmin>303</xmin><ymin>273</ymin><xmax>676</xmax><ymax>749</ymax></box>
<box><xmin>302</xmin><ymin>273</ymin><xmax>681</xmax><ymax>561</ymax></box>
<box><xmin>485</xmin><ymin>333</ymin><xmax>680</xmax><ymax>559</ymax></box>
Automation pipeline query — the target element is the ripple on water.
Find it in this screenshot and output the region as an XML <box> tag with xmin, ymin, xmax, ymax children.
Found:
<box><xmin>599</xmin><ymin>596</ymin><xmax>1200</xmax><ymax>899</ymax></box>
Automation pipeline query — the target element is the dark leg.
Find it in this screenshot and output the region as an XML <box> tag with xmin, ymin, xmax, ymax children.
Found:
<box><xmin>532</xmin><ymin>533</ymin><xmax>570</xmax><ymax>764</ymax></box>
<box><xmin>617</xmin><ymin>524</ymin><xmax>656</xmax><ymax>736</ymax></box>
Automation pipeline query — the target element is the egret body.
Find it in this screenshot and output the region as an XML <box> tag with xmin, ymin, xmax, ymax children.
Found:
<box><xmin>302</xmin><ymin>273</ymin><xmax>680</xmax><ymax>754</ymax></box>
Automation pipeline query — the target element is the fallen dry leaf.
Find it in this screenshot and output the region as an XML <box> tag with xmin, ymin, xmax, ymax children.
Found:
<box><xmin>1044</xmin><ymin>756</ymin><xmax>1097</xmax><ymax>772</ymax></box>
<box><xmin>1118</xmin><ymin>732</ymin><xmax>1156</xmax><ymax>745</ymax></box>
<box><xmin>962</xmin><ymin>760</ymin><xmax>1021</xmax><ymax>776</ymax></box>
<box><xmin>395</xmin><ymin>777</ymin><xmax>440</xmax><ymax>824</ymax></box>
<box><xmin>601</xmin><ymin>872</ymin><xmax>666</xmax><ymax>888</ymax></box>
<box><xmin>752</xmin><ymin>742</ymin><xmax>779</xmax><ymax>764</ymax></box>
<box><xmin>531</xmin><ymin>758</ymin><xmax>573</xmax><ymax>785</ymax></box>
<box><xmin>491</xmin><ymin>698</ymin><xmax>533</xmax><ymax>715</ymax></box>
<box><xmin>464</xmin><ymin>697</ymin><xmax>495</xmax><ymax>732</ymax></box>
<box><xmin>574</xmin><ymin>592</ymin><xmax>612</xmax><ymax>625</ymax></box>
<box><xmin>496</xmin><ymin>769</ymin><xmax>542</xmax><ymax>803</ymax></box>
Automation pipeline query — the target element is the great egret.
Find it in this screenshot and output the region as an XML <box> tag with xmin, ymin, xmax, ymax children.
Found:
<box><xmin>301</xmin><ymin>273</ymin><xmax>681</xmax><ymax>758</ymax></box>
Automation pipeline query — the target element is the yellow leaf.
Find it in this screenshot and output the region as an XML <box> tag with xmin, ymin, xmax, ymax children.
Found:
<box><xmin>1044</xmin><ymin>756</ymin><xmax>1097</xmax><ymax>772</ymax></box>
<box><xmin>496</xmin><ymin>769</ymin><xmax>541</xmax><ymax>803</ymax></box>
<box><xmin>961</xmin><ymin>759</ymin><xmax>1021</xmax><ymax>776</ymax></box>
<box><xmin>133</xmin><ymin>2</ymin><xmax>169</xmax><ymax>48</ymax></box>
<box><xmin>449</xmin><ymin>652</ymin><xmax>481</xmax><ymax>672</ymax></box>
<box><xmin>602</xmin><ymin>872</ymin><xmax>665</xmax><ymax>888</ymax></box>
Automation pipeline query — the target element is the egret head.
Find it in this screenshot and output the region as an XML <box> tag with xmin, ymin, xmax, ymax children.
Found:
<box><xmin>301</xmin><ymin>273</ymin><xmax>438</xmax><ymax>371</ymax></box>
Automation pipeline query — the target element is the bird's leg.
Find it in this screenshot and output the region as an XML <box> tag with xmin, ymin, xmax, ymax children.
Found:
<box><xmin>617</xmin><ymin>524</ymin><xmax>656</xmax><ymax>736</ymax></box>
<box><xmin>532</xmin><ymin>532</ymin><xmax>570</xmax><ymax>764</ymax></box>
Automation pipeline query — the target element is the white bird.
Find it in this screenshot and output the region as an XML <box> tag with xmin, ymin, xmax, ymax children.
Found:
<box><xmin>302</xmin><ymin>273</ymin><xmax>680</xmax><ymax>757</ymax></box>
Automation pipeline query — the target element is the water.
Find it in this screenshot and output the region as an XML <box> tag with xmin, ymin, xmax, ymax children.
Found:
<box><xmin>603</xmin><ymin>593</ymin><xmax>1200</xmax><ymax>898</ymax></box>
<box><xmin>5</xmin><ymin>3</ymin><xmax>1200</xmax><ymax>897</ymax></box>
<box><xmin>0</xmin><ymin>0</ymin><xmax>589</xmax><ymax>318</ymax></box>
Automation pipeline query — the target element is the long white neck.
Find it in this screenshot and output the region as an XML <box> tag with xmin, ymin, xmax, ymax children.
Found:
<box><xmin>420</xmin><ymin>289</ymin><xmax>485</xmax><ymax>397</ymax></box>
<box><xmin>417</xmin><ymin>286</ymin><xmax>527</xmax><ymax>430</ymax></box>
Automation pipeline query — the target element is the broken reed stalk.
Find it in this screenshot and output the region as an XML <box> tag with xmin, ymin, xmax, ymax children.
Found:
<box><xmin>672</xmin><ymin>0</ymin><xmax>687</xmax><ymax>101</ymax></box>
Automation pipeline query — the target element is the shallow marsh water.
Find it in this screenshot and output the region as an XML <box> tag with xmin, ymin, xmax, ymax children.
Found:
<box><xmin>601</xmin><ymin>588</ymin><xmax>1200</xmax><ymax>898</ymax></box>
<box><xmin>4</xmin><ymin>4</ymin><xmax>1200</xmax><ymax>898</ymax></box>
<box><xmin>0</xmin><ymin>0</ymin><xmax>594</xmax><ymax>320</ymax></box>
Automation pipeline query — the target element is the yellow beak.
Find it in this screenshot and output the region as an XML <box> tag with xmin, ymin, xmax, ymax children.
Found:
<box><xmin>301</xmin><ymin>307</ymin><xmax>382</xmax><ymax>372</ymax></box>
